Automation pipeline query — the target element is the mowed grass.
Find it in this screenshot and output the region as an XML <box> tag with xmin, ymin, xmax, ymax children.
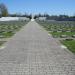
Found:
<box><xmin>0</xmin><ymin>21</ymin><xmax>28</xmax><ymax>38</ymax></box>
<box><xmin>0</xmin><ymin>21</ymin><xmax>29</xmax><ymax>46</ymax></box>
<box><xmin>61</xmin><ymin>40</ymin><xmax>75</xmax><ymax>53</ymax></box>
<box><xmin>37</xmin><ymin>20</ymin><xmax>75</xmax><ymax>38</ymax></box>
<box><xmin>37</xmin><ymin>20</ymin><xmax>75</xmax><ymax>54</ymax></box>
<box><xmin>0</xmin><ymin>41</ymin><xmax>6</xmax><ymax>46</ymax></box>
<box><xmin>51</xmin><ymin>32</ymin><xmax>75</xmax><ymax>38</ymax></box>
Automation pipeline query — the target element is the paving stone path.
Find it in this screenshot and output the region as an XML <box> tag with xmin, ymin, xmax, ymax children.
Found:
<box><xmin>0</xmin><ymin>21</ymin><xmax>75</xmax><ymax>75</ymax></box>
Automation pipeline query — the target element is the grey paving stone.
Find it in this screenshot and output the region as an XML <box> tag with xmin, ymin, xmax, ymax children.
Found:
<box><xmin>0</xmin><ymin>21</ymin><xmax>75</xmax><ymax>75</ymax></box>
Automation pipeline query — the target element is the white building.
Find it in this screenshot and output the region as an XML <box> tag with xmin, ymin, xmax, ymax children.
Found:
<box><xmin>38</xmin><ymin>17</ymin><xmax>46</xmax><ymax>21</ymax></box>
<box><xmin>0</xmin><ymin>17</ymin><xmax>19</xmax><ymax>21</ymax></box>
<box><xmin>0</xmin><ymin>17</ymin><xmax>30</xmax><ymax>21</ymax></box>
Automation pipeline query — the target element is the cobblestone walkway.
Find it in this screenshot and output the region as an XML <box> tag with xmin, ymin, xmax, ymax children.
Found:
<box><xmin>0</xmin><ymin>21</ymin><xmax>75</xmax><ymax>75</ymax></box>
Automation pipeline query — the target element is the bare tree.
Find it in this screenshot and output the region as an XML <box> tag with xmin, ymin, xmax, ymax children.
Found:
<box><xmin>0</xmin><ymin>3</ymin><xmax>8</xmax><ymax>17</ymax></box>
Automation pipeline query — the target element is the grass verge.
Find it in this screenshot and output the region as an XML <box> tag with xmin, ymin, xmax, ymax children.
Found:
<box><xmin>50</xmin><ymin>32</ymin><xmax>75</xmax><ymax>38</ymax></box>
<box><xmin>0</xmin><ymin>41</ymin><xmax>6</xmax><ymax>46</ymax></box>
<box><xmin>61</xmin><ymin>40</ymin><xmax>75</xmax><ymax>54</ymax></box>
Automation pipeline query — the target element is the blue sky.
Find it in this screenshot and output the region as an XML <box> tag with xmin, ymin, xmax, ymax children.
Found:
<box><xmin>0</xmin><ymin>0</ymin><xmax>75</xmax><ymax>15</ymax></box>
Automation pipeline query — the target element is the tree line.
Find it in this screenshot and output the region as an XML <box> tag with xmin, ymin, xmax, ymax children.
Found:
<box><xmin>34</xmin><ymin>14</ymin><xmax>75</xmax><ymax>21</ymax></box>
<box><xmin>0</xmin><ymin>3</ymin><xmax>32</xmax><ymax>19</ymax></box>
<box><xmin>0</xmin><ymin>3</ymin><xmax>75</xmax><ymax>21</ymax></box>
<box><xmin>0</xmin><ymin>3</ymin><xmax>8</xmax><ymax>17</ymax></box>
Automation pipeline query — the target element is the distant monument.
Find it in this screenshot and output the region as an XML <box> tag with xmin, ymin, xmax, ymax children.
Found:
<box><xmin>31</xmin><ymin>15</ymin><xmax>35</xmax><ymax>21</ymax></box>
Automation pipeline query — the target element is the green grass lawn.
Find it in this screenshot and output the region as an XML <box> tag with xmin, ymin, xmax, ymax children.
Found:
<box><xmin>0</xmin><ymin>21</ymin><xmax>29</xmax><ymax>46</ymax></box>
<box><xmin>3</xmin><ymin>31</ymin><xmax>15</xmax><ymax>38</ymax></box>
<box><xmin>0</xmin><ymin>21</ymin><xmax>28</xmax><ymax>38</ymax></box>
<box><xmin>37</xmin><ymin>21</ymin><xmax>75</xmax><ymax>38</ymax></box>
<box><xmin>50</xmin><ymin>32</ymin><xmax>75</xmax><ymax>38</ymax></box>
<box><xmin>37</xmin><ymin>20</ymin><xmax>75</xmax><ymax>54</ymax></box>
<box><xmin>0</xmin><ymin>41</ymin><xmax>6</xmax><ymax>46</ymax></box>
<box><xmin>61</xmin><ymin>40</ymin><xmax>75</xmax><ymax>54</ymax></box>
